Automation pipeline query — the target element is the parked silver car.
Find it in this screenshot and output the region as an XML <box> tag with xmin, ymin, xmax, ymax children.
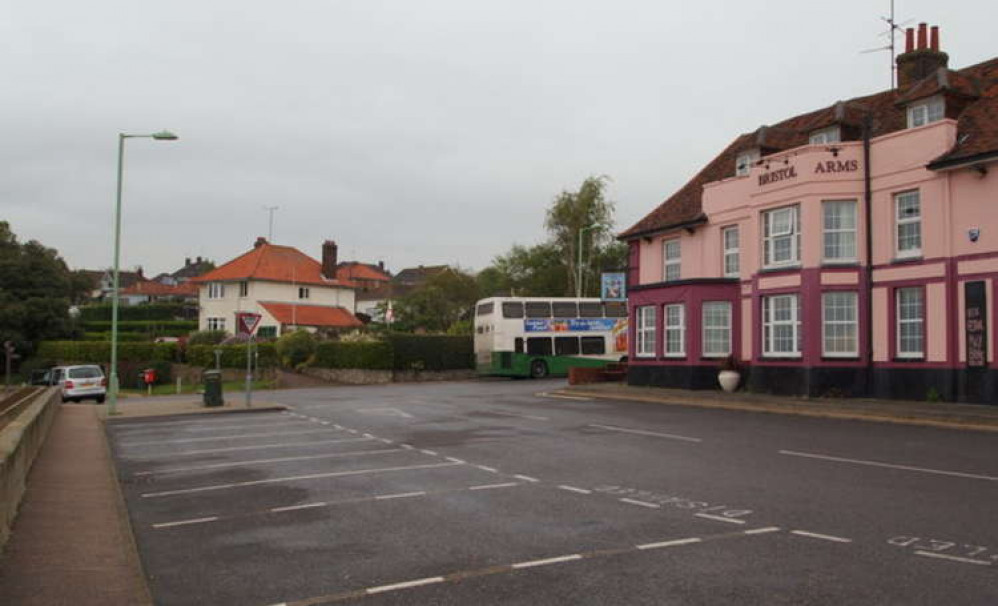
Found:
<box><xmin>57</xmin><ymin>365</ymin><xmax>107</xmax><ymax>403</ymax></box>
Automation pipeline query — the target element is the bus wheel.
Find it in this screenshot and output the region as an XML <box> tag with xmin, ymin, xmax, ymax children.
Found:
<box><xmin>530</xmin><ymin>360</ymin><xmax>548</xmax><ymax>379</ymax></box>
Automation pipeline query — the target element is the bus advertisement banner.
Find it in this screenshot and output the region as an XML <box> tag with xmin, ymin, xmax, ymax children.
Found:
<box><xmin>524</xmin><ymin>318</ymin><xmax>619</xmax><ymax>333</ymax></box>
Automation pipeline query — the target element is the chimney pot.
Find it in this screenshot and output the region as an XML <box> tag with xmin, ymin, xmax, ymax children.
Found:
<box><xmin>930</xmin><ymin>26</ymin><xmax>939</xmax><ymax>51</ymax></box>
<box><xmin>378</xmin><ymin>261</ymin><xmax>385</xmax><ymax>270</ymax></box>
<box><xmin>185</xmin><ymin>257</ymin><xmax>191</xmax><ymax>266</ymax></box>
<box><xmin>254</xmin><ymin>237</ymin><xmax>267</xmax><ymax>248</ymax></box>
<box><xmin>917</xmin><ymin>23</ymin><xmax>928</xmax><ymax>49</ymax></box>
<box><xmin>196</xmin><ymin>256</ymin><xmax>202</xmax><ymax>264</ymax></box>
<box><xmin>905</xmin><ymin>27</ymin><xmax>914</xmax><ymax>53</ymax></box>
<box><xmin>321</xmin><ymin>240</ymin><xmax>338</xmax><ymax>280</ymax></box>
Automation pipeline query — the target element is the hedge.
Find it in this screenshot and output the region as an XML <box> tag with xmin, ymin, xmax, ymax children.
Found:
<box><xmin>315</xmin><ymin>341</ymin><xmax>393</xmax><ymax>370</ymax></box>
<box><xmin>81</xmin><ymin>320</ymin><xmax>197</xmax><ymax>335</ymax></box>
<box><xmin>387</xmin><ymin>335</ymin><xmax>474</xmax><ymax>371</ymax></box>
<box><xmin>79</xmin><ymin>302</ymin><xmax>189</xmax><ymax>321</ymax></box>
<box><xmin>187</xmin><ymin>343</ymin><xmax>278</xmax><ymax>369</ymax></box>
<box><xmin>82</xmin><ymin>332</ymin><xmax>148</xmax><ymax>342</ymax></box>
<box><xmin>36</xmin><ymin>341</ymin><xmax>179</xmax><ymax>363</ymax></box>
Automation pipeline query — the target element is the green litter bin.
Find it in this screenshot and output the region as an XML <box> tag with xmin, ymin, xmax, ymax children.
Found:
<box><xmin>203</xmin><ymin>370</ymin><xmax>223</xmax><ymax>407</ymax></box>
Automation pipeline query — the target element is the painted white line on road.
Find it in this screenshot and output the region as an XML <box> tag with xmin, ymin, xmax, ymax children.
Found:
<box><xmin>512</xmin><ymin>554</ymin><xmax>583</xmax><ymax>569</ymax></box>
<box><xmin>121</xmin><ymin>429</ymin><xmax>332</xmax><ymax>446</ymax></box>
<box><xmin>558</xmin><ymin>485</ymin><xmax>592</xmax><ymax>495</ymax></box>
<box><xmin>914</xmin><ymin>551</ymin><xmax>993</xmax><ymax>566</ymax></box>
<box><xmin>445</xmin><ymin>457</ymin><xmax>465</xmax><ymax>464</ymax></box>
<box><xmin>375</xmin><ymin>491</ymin><xmax>426</xmax><ymax>500</ymax></box>
<box><xmin>141</xmin><ymin>462</ymin><xmax>462</xmax><ymax>498</ymax></box>
<box><xmin>469</xmin><ymin>482</ymin><xmax>519</xmax><ymax>491</ymax></box>
<box><xmin>637</xmin><ymin>537</ymin><xmax>701</xmax><ymax>550</ymax></box>
<box><xmin>333</xmin><ymin>424</ymin><xmax>343</xmax><ymax>429</ymax></box>
<box><xmin>790</xmin><ymin>530</ymin><xmax>852</xmax><ymax>543</ymax></box>
<box><xmin>589</xmin><ymin>423</ymin><xmax>702</xmax><ymax>443</ymax></box>
<box><xmin>779</xmin><ymin>450</ymin><xmax>998</xmax><ymax>482</ymax></box>
<box><xmin>489</xmin><ymin>410</ymin><xmax>550</xmax><ymax>421</ymax></box>
<box><xmin>347</xmin><ymin>429</ymin><xmax>359</xmax><ymax>434</ymax></box>
<box><xmin>152</xmin><ymin>516</ymin><xmax>218</xmax><ymax>529</ymax></box>
<box><xmin>538</xmin><ymin>392</ymin><xmax>593</xmax><ymax>401</ymax></box>
<box><xmin>477</xmin><ymin>466</ymin><xmax>498</xmax><ymax>473</ymax></box>
<box><xmin>367</xmin><ymin>577</ymin><xmax>444</xmax><ymax>595</ymax></box>
<box><xmin>513</xmin><ymin>474</ymin><xmax>540</xmax><ymax>483</ymax></box>
<box><xmin>269</xmin><ymin>502</ymin><xmax>327</xmax><ymax>513</ymax></box>
<box><xmin>127</xmin><ymin>437</ymin><xmax>375</xmax><ymax>458</ymax></box>
<box><xmin>421</xmin><ymin>450</ymin><xmax>438</xmax><ymax>456</ymax></box>
<box><xmin>176</xmin><ymin>421</ymin><xmax>312</xmax><ymax>432</ymax></box>
<box><xmin>360</xmin><ymin>407</ymin><xmax>415</xmax><ymax>419</ymax></box>
<box><xmin>132</xmin><ymin>448</ymin><xmax>402</xmax><ymax>476</ymax></box>
<box><xmin>400</xmin><ymin>444</ymin><xmax>415</xmax><ymax>450</ymax></box>
<box><xmin>620</xmin><ymin>498</ymin><xmax>661</xmax><ymax>509</ymax></box>
<box><xmin>695</xmin><ymin>513</ymin><xmax>746</xmax><ymax>525</ymax></box>
<box><xmin>379</xmin><ymin>438</ymin><xmax>394</xmax><ymax>444</ymax></box>
<box><xmin>744</xmin><ymin>527</ymin><xmax>781</xmax><ymax>535</ymax></box>
<box><xmin>363</xmin><ymin>433</ymin><xmax>375</xmax><ymax>438</ymax></box>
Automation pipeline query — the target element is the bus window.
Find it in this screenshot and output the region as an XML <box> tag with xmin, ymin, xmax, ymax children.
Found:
<box><xmin>603</xmin><ymin>301</ymin><xmax>627</xmax><ymax>317</ymax></box>
<box><xmin>514</xmin><ymin>338</ymin><xmax>523</xmax><ymax>353</ymax></box>
<box><xmin>552</xmin><ymin>302</ymin><xmax>578</xmax><ymax>318</ymax></box>
<box><xmin>526</xmin><ymin>337</ymin><xmax>553</xmax><ymax>356</ymax></box>
<box><xmin>502</xmin><ymin>302</ymin><xmax>525</xmax><ymax>318</ymax></box>
<box><xmin>581</xmin><ymin>336</ymin><xmax>606</xmax><ymax>355</ymax></box>
<box><xmin>578</xmin><ymin>302</ymin><xmax>602</xmax><ymax>317</ymax></box>
<box><xmin>477</xmin><ymin>302</ymin><xmax>494</xmax><ymax>316</ymax></box>
<box><xmin>525</xmin><ymin>302</ymin><xmax>552</xmax><ymax>318</ymax></box>
<box><xmin>555</xmin><ymin>336</ymin><xmax>580</xmax><ymax>356</ymax></box>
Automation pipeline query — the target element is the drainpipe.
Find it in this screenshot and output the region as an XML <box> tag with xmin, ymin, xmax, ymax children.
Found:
<box><xmin>863</xmin><ymin>114</ymin><xmax>874</xmax><ymax>395</ymax></box>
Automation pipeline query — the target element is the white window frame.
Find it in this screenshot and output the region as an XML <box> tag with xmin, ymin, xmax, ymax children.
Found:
<box><xmin>663</xmin><ymin>304</ymin><xmax>685</xmax><ymax>357</ymax></box>
<box><xmin>822</xmin><ymin>200</ymin><xmax>858</xmax><ymax>263</ymax></box>
<box><xmin>702</xmin><ymin>301</ymin><xmax>732</xmax><ymax>357</ymax></box>
<box><xmin>907</xmin><ymin>96</ymin><xmax>945</xmax><ymax>128</ymax></box>
<box><xmin>762</xmin><ymin>205</ymin><xmax>800</xmax><ymax>268</ymax></box>
<box><xmin>763</xmin><ymin>294</ymin><xmax>801</xmax><ymax>357</ymax></box>
<box><xmin>822</xmin><ymin>291</ymin><xmax>859</xmax><ymax>357</ymax></box>
<box><xmin>636</xmin><ymin>306</ymin><xmax>657</xmax><ymax>358</ymax></box>
<box><xmin>735</xmin><ymin>149</ymin><xmax>759</xmax><ymax>177</ymax></box>
<box><xmin>722</xmin><ymin>226</ymin><xmax>740</xmax><ymax>278</ymax></box>
<box><xmin>207</xmin><ymin>282</ymin><xmax>225</xmax><ymax>299</ymax></box>
<box><xmin>239</xmin><ymin>281</ymin><xmax>249</xmax><ymax>297</ymax></box>
<box><xmin>663</xmin><ymin>239</ymin><xmax>681</xmax><ymax>282</ymax></box>
<box><xmin>299</xmin><ymin>286</ymin><xmax>310</xmax><ymax>299</ymax></box>
<box><xmin>895</xmin><ymin>190</ymin><xmax>922</xmax><ymax>258</ymax></box>
<box><xmin>809</xmin><ymin>126</ymin><xmax>841</xmax><ymax>145</ymax></box>
<box><xmin>896</xmin><ymin>287</ymin><xmax>925</xmax><ymax>359</ymax></box>
<box><xmin>207</xmin><ymin>317</ymin><xmax>226</xmax><ymax>332</ymax></box>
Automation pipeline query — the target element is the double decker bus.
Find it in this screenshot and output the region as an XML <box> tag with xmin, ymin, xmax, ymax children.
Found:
<box><xmin>474</xmin><ymin>297</ymin><xmax>628</xmax><ymax>378</ymax></box>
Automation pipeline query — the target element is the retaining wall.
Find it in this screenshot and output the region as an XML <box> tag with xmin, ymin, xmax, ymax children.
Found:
<box><xmin>0</xmin><ymin>388</ymin><xmax>60</xmax><ymax>551</ymax></box>
<box><xmin>302</xmin><ymin>368</ymin><xmax>476</xmax><ymax>385</ymax></box>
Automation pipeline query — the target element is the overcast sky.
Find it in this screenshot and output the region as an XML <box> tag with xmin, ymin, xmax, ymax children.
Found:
<box><xmin>3</xmin><ymin>1</ymin><xmax>994</xmax><ymax>277</ymax></box>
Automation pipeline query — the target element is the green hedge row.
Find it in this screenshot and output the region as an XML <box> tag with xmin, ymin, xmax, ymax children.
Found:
<box><xmin>81</xmin><ymin>320</ymin><xmax>197</xmax><ymax>334</ymax></box>
<box><xmin>79</xmin><ymin>302</ymin><xmax>189</xmax><ymax>321</ymax></box>
<box><xmin>36</xmin><ymin>341</ymin><xmax>179</xmax><ymax>363</ymax></box>
<box><xmin>187</xmin><ymin>343</ymin><xmax>278</xmax><ymax>368</ymax></box>
<box><xmin>82</xmin><ymin>332</ymin><xmax>148</xmax><ymax>342</ymax></box>
<box><xmin>388</xmin><ymin>335</ymin><xmax>474</xmax><ymax>371</ymax></box>
<box><xmin>315</xmin><ymin>342</ymin><xmax>394</xmax><ymax>370</ymax></box>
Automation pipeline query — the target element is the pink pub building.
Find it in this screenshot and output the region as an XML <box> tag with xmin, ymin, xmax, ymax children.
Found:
<box><xmin>620</xmin><ymin>25</ymin><xmax>998</xmax><ymax>404</ymax></box>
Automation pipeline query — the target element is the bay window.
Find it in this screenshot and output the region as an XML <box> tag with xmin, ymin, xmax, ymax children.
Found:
<box><xmin>763</xmin><ymin>294</ymin><xmax>801</xmax><ymax>357</ymax></box>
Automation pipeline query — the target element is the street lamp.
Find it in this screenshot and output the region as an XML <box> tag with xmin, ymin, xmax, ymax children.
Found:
<box><xmin>576</xmin><ymin>224</ymin><xmax>597</xmax><ymax>298</ymax></box>
<box><xmin>108</xmin><ymin>130</ymin><xmax>179</xmax><ymax>415</ymax></box>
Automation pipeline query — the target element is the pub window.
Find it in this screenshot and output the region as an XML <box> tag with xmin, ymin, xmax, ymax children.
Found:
<box><xmin>822</xmin><ymin>200</ymin><xmax>857</xmax><ymax>262</ymax></box>
<box><xmin>663</xmin><ymin>239</ymin><xmax>681</xmax><ymax>282</ymax></box>
<box><xmin>822</xmin><ymin>291</ymin><xmax>858</xmax><ymax>357</ymax></box>
<box><xmin>552</xmin><ymin>302</ymin><xmax>579</xmax><ymax>318</ymax></box>
<box><xmin>526</xmin><ymin>337</ymin><xmax>553</xmax><ymax>356</ymax></box>
<box><xmin>895</xmin><ymin>190</ymin><xmax>922</xmax><ymax>258</ymax></box>
<box><xmin>763</xmin><ymin>294</ymin><xmax>801</xmax><ymax>357</ymax></box>
<box><xmin>636</xmin><ymin>306</ymin><xmax>656</xmax><ymax>358</ymax></box>
<box><xmin>735</xmin><ymin>149</ymin><xmax>759</xmax><ymax>177</ymax></box>
<box><xmin>525</xmin><ymin>302</ymin><xmax>552</xmax><ymax>318</ymax></box>
<box><xmin>663</xmin><ymin>304</ymin><xmax>685</xmax><ymax>357</ymax></box>
<box><xmin>580</xmin><ymin>336</ymin><xmax>606</xmax><ymax>355</ymax></box>
<box><xmin>896</xmin><ymin>287</ymin><xmax>925</xmax><ymax>358</ymax></box>
<box><xmin>502</xmin><ymin>302</ymin><xmax>525</xmax><ymax>318</ymax></box>
<box><xmin>702</xmin><ymin>301</ymin><xmax>732</xmax><ymax>357</ymax></box>
<box><xmin>809</xmin><ymin>126</ymin><xmax>841</xmax><ymax>145</ymax></box>
<box><xmin>722</xmin><ymin>226</ymin><xmax>740</xmax><ymax>278</ymax></box>
<box><xmin>555</xmin><ymin>336</ymin><xmax>580</xmax><ymax>356</ymax></box>
<box><xmin>579</xmin><ymin>302</ymin><xmax>602</xmax><ymax>318</ymax></box>
<box><xmin>907</xmin><ymin>96</ymin><xmax>944</xmax><ymax>128</ymax></box>
<box><xmin>763</xmin><ymin>205</ymin><xmax>801</xmax><ymax>268</ymax></box>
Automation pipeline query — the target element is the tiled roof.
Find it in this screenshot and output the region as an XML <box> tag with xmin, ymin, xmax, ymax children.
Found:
<box><xmin>259</xmin><ymin>302</ymin><xmax>362</xmax><ymax>328</ymax></box>
<box><xmin>120</xmin><ymin>281</ymin><xmax>197</xmax><ymax>297</ymax></box>
<box><xmin>355</xmin><ymin>282</ymin><xmax>415</xmax><ymax>302</ymax></box>
<box><xmin>621</xmin><ymin>56</ymin><xmax>998</xmax><ymax>240</ymax></box>
<box><xmin>193</xmin><ymin>240</ymin><xmax>355</xmax><ymax>288</ymax></box>
<box><xmin>336</xmin><ymin>262</ymin><xmax>391</xmax><ymax>283</ymax></box>
<box><xmin>393</xmin><ymin>265</ymin><xmax>449</xmax><ymax>285</ymax></box>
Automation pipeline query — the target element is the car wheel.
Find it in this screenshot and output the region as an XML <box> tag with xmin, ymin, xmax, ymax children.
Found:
<box><xmin>529</xmin><ymin>360</ymin><xmax>548</xmax><ymax>379</ymax></box>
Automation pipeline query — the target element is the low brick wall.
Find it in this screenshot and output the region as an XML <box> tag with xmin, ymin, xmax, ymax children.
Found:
<box><xmin>302</xmin><ymin>367</ymin><xmax>476</xmax><ymax>385</ymax></box>
<box><xmin>0</xmin><ymin>388</ymin><xmax>60</xmax><ymax>551</ymax></box>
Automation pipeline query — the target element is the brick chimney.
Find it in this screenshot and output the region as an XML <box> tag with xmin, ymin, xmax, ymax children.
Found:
<box><xmin>896</xmin><ymin>23</ymin><xmax>948</xmax><ymax>90</ymax></box>
<box><xmin>321</xmin><ymin>240</ymin><xmax>338</xmax><ymax>279</ymax></box>
<box><xmin>254</xmin><ymin>237</ymin><xmax>267</xmax><ymax>248</ymax></box>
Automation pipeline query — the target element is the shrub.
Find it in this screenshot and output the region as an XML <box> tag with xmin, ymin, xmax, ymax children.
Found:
<box><xmin>387</xmin><ymin>335</ymin><xmax>473</xmax><ymax>371</ymax></box>
<box><xmin>78</xmin><ymin>302</ymin><xmax>189</xmax><ymax>321</ymax></box>
<box><xmin>35</xmin><ymin>341</ymin><xmax>179</xmax><ymax>363</ymax></box>
<box><xmin>186</xmin><ymin>343</ymin><xmax>278</xmax><ymax>369</ymax></box>
<box><xmin>275</xmin><ymin>330</ymin><xmax>318</xmax><ymax>370</ymax></box>
<box><xmin>314</xmin><ymin>341</ymin><xmax>393</xmax><ymax>370</ymax></box>
<box><xmin>81</xmin><ymin>320</ymin><xmax>197</xmax><ymax>335</ymax></box>
<box><xmin>187</xmin><ymin>330</ymin><xmax>228</xmax><ymax>346</ymax></box>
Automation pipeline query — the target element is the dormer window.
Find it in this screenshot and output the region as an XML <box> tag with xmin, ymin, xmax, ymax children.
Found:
<box><xmin>907</xmin><ymin>96</ymin><xmax>945</xmax><ymax>128</ymax></box>
<box><xmin>735</xmin><ymin>149</ymin><xmax>759</xmax><ymax>177</ymax></box>
<box><xmin>809</xmin><ymin>126</ymin><xmax>841</xmax><ymax>145</ymax></box>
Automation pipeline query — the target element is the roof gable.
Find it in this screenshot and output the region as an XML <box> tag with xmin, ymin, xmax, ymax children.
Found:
<box><xmin>194</xmin><ymin>241</ymin><xmax>355</xmax><ymax>288</ymax></box>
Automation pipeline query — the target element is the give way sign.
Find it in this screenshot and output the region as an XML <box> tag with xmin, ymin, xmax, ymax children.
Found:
<box><xmin>236</xmin><ymin>312</ymin><xmax>262</xmax><ymax>336</ymax></box>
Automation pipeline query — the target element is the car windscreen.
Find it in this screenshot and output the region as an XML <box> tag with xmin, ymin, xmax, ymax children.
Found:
<box><xmin>67</xmin><ymin>367</ymin><xmax>103</xmax><ymax>379</ymax></box>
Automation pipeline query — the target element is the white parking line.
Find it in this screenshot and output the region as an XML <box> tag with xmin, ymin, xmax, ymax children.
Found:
<box><xmin>589</xmin><ymin>423</ymin><xmax>702</xmax><ymax>443</ymax></box>
<box><xmin>445</xmin><ymin>457</ymin><xmax>465</xmax><ymax>464</ymax></box>
<box><xmin>127</xmin><ymin>437</ymin><xmax>376</xmax><ymax>458</ymax></box>
<box><xmin>269</xmin><ymin>502</ymin><xmax>327</xmax><ymax>513</ymax></box>
<box><xmin>121</xmin><ymin>429</ymin><xmax>333</xmax><ymax>446</ymax></box>
<box><xmin>141</xmin><ymin>462</ymin><xmax>462</xmax><ymax>498</ymax></box>
<box><xmin>152</xmin><ymin>516</ymin><xmax>218</xmax><ymax>529</ymax></box>
<box><xmin>375</xmin><ymin>491</ymin><xmax>426</xmax><ymax>500</ymax></box>
<box><xmin>469</xmin><ymin>482</ymin><xmax>519</xmax><ymax>491</ymax></box>
<box><xmin>790</xmin><ymin>530</ymin><xmax>852</xmax><ymax>543</ymax></box>
<box><xmin>133</xmin><ymin>448</ymin><xmax>402</xmax><ymax>476</ymax></box>
<box><xmin>400</xmin><ymin>444</ymin><xmax>415</xmax><ymax>450</ymax></box>
<box><xmin>513</xmin><ymin>474</ymin><xmax>539</xmax><ymax>483</ymax></box>
<box><xmin>779</xmin><ymin>450</ymin><xmax>998</xmax><ymax>482</ymax></box>
<box><xmin>744</xmin><ymin>527</ymin><xmax>781</xmax><ymax>535</ymax></box>
<box><xmin>477</xmin><ymin>465</ymin><xmax>498</xmax><ymax>473</ymax></box>
<box><xmin>367</xmin><ymin>577</ymin><xmax>444</xmax><ymax>594</ymax></box>
<box><xmin>695</xmin><ymin>513</ymin><xmax>746</xmax><ymax>525</ymax></box>
<box><xmin>637</xmin><ymin>537</ymin><xmax>701</xmax><ymax>550</ymax></box>
<box><xmin>620</xmin><ymin>498</ymin><xmax>661</xmax><ymax>509</ymax></box>
<box><xmin>539</xmin><ymin>393</ymin><xmax>593</xmax><ymax>401</ymax></box>
<box><xmin>914</xmin><ymin>551</ymin><xmax>992</xmax><ymax>566</ymax></box>
<box><xmin>421</xmin><ymin>450</ymin><xmax>438</xmax><ymax>456</ymax></box>
<box><xmin>558</xmin><ymin>485</ymin><xmax>592</xmax><ymax>494</ymax></box>
<box><xmin>512</xmin><ymin>554</ymin><xmax>583</xmax><ymax>569</ymax></box>
<box><xmin>177</xmin><ymin>422</ymin><xmax>313</xmax><ymax>432</ymax></box>
<box><xmin>488</xmin><ymin>411</ymin><xmax>550</xmax><ymax>421</ymax></box>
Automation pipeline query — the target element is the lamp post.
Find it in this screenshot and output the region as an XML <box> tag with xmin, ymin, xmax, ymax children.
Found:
<box><xmin>576</xmin><ymin>224</ymin><xmax>597</xmax><ymax>298</ymax></box>
<box><xmin>108</xmin><ymin>130</ymin><xmax>178</xmax><ymax>415</ymax></box>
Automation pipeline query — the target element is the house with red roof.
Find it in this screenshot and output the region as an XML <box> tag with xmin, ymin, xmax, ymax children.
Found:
<box><xmin>119</xmin><ymin>280</ymin><xmax>199</xmax><ymax>305</ymax></box>
<box><xmin>621</xmin><ymin>24</ymin><xmax>998</xmax><ymax>403</ymax></box>
<box><xmin>192</xmin><ymin>237</ymin><xmax>362</xmax><ymax>337</ymax></box>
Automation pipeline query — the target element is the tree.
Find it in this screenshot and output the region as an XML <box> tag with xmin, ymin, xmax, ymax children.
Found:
<box><xmin>482</xmin><ymin>243</ymin><xmax>569</xmax><ymax>297</ymax></box>
<box><xmin>544</xmin><ymin>175</ymin><xmax>616</xmax><ymax>297</ymax></box>
<box><xmin>394</xmin><ymin>268</ymin><xmax>479</xmax><ymax>333</ymax></box>
<box><xmin>0</xmin><ymin>222</ymin><xmax>88</xmax><ymax>355</ymax></box>
<box><xmin>275</xmin><ymin>329</ymin><xmax>318</xmax><ymax>369</ymax></box>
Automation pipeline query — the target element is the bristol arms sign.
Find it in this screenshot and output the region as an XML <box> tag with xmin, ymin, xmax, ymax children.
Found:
<box><xmin>758</xmin><ymin>159</ymin><xmax>860</xmax><ymax>186</ymax></box>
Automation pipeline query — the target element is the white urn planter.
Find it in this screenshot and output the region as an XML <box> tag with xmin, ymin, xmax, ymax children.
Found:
<box><xmin>718</xmin><ymin>370</ymin><xmax>740</xmax><ymax>393</ymax></box>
